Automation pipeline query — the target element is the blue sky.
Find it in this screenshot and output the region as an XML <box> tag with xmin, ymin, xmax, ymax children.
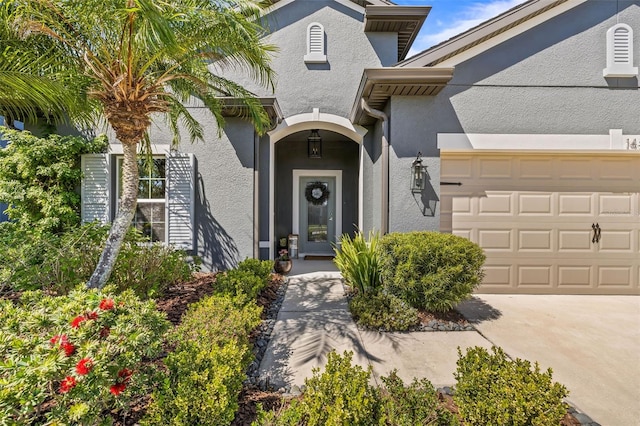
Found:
<box><xmin>395</xmin><ymin>0</ymin><xmax>523</xmax><ymax>57</ymax></box>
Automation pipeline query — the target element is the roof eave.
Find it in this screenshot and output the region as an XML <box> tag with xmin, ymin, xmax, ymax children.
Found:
<box><xmin>349</xmin><ymin>67</ymin><xmax>455</xmax><ymax>125</ymax></box>
<box><xmin>364</xmin><ymin>6</ymin><xmax>431</xmax><ymax>61</ymax></box>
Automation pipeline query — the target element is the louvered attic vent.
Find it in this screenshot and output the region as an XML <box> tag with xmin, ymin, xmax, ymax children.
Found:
<box><xmin>603</xmin><ymin>24</ymin><xmax>638</xmax><ymax>77</ymax></box>
<box><xmin>304</xmin><ymin>23</ymin><xmax>327</xmax><ymax>63</ymax></box>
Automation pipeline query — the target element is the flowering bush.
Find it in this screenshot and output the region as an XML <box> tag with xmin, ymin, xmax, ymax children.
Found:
<box><xmin>0</xmin><ymin>287</ymin><xmax>170</xmax><ymax>424</ymax></box>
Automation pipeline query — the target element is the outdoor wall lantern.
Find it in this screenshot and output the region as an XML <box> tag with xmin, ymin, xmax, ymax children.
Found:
<box><xmin>307</xmin><ymin>129</ymin><xmax>322</xmax><ymax>159</ymax></box>
<box><xmin>411</xmin><ymin>152</ymin><xmax>427</xmax><ymax>193</ymax></box>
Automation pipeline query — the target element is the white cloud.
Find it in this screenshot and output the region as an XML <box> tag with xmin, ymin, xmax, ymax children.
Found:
<box><xmin>408</xmin><ymin>0</ymin><xmax>523</xmax><ymax>57</ymax></box>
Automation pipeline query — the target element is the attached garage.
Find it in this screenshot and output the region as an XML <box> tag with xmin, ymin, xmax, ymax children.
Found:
<box><xmin>440</xmin><ymin>151</ymin><xmax>640</xmax><ymax>295</ymax></box>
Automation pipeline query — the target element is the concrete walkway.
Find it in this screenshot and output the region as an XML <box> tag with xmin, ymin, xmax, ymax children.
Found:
<box><xmin>259</xmin><ymin>261</ymin><xmax>640</xmax><ymax>425</ymax></box>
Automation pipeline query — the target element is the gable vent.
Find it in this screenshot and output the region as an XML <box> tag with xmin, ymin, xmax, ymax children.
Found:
<box><xmin>304</xmin><ymin>23</ymin><xmax>327</xmax><ymax>63</ymax></box>
<box><xmin>603</xmin><ymin>24</ymin><xmax>637</xmax><ymax>78</ymax></box>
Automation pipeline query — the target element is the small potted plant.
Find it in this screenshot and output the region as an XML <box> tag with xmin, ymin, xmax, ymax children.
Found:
<box><xmin>274</xmin><ymin>248</ymin><xmax>293</xmax><ymax>275</ymax></box>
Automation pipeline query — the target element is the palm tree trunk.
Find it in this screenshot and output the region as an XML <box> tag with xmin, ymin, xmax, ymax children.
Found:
<box><xmin>87</xmin><ymin>142</ymin><xmax>138</xmax><ymax>289</ymax></box>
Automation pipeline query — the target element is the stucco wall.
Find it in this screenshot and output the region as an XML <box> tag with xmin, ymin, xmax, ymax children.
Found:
<box><xmin>443</xmin><ymin>0</ymin><xmax>640</xmax><ymax>135</ymax></box>
<box><xmin>151</xmin><ymin>115</ymin><xmax>256</xmax><ymax>271</ymax></box>
<box><xmin>223</xmin><ymin>0</ymin><xmax>395</xmax><ymax>118</ymax></box>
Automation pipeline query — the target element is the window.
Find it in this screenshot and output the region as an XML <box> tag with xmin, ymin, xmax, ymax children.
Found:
<box><xmin>304</xmin><ymin>22</ymin><xmax>327</xmax><ymax>63</ymax></box>
<box><xmin>118</xmin><ymin>157</ymin><xmax>167</xmax><ymax>242</ymax></box>
<box><xmin>603</xmin><ymin>23</ymin><xmax>638</xmax><ymax>77</ymax></box>
<box><xmin>82</xmin><ymin>150</ymin><xmax>195</xmax><ymax>249</ymax></box>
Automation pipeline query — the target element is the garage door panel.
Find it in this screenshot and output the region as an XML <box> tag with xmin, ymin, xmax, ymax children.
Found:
<box><xmin>598</xmin><ymin>230</ymin><xmax>633</xmax><ymax>252</ymax></box>
<box><xmin>518</xmin><ymin>265</ymin><xmax>553</xmax><ymax>287</ymax></box>
<box><xmin>478</xmin><ymin>229</ymin><xmax>512</xmax><ymax>251</ymax></box>
<box><xmin>598</xmin><ymin>266</ymin><xmax>634</xmax><ymax>287</ymax></box>
<box><xmin>519</xmin><ymin>158</ymin><xmax>553</xmax><ymax>179</ymax></box>
<box><xmin>479</xmin><ymin>193</ymin><xmax>512</xmax><ymax>214</ymax></box>
<box><xmin>598</xmin><ymin>194</ymin><xmax>633</xmax><ymax>215</ymax></box>
<box><xmin>557</xmin><ymin>159</ymin><xmax>593</xmax><ymax>180</ymax></box>
<box><xmin>599</xmin><ymin>159</ymin><xmax>636</xmax><ymax>180</ymax></box>
<box><xmin>558</xmin><ymin>194</ymin><xmax>594</xmax><ymax>216</ymax></box>
<box><xmin>518</xmin><ymin>230</ymin><xmax>552</xmax><ymax>251</ymax></box>
<box><xmin>479</xmin><ymin>158</ymin><xmax>511</xmax><ymax>178</ymax></box>
<box><xmin>558</xmin><ymin>266</ymin><xmax>593</xmax><ymax>287</ymax></box>
<box><xmin>558</xmin><ymin>229</ymin><xmax>593</xmax><ymax>251</ymax></box>
<box><xmin>482</xmin><ymin>265</ymin><xmax>512</xmax><ymax>287</ymax></box>
<box><xmin>518</xmin><ymin>193</ymin><xmax>553</xmax><ymax>215</ymax></box>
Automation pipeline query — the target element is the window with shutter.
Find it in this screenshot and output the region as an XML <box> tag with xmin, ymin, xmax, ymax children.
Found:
<box><xmin>603</xmin><ymin>23</ymin><xmax>638</xmax><ymax>77</ymax></box>
<box><xmin>81</xmin><ymin>150</ymin><xmax>195</xmax><ymax>251</ymax></box>
<box><xmin>304</xmin><ymin>23</ymin><xmax>327</xmax><ymax>63</ymax></box>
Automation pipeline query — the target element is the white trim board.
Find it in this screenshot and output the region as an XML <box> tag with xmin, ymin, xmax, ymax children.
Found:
<box><xmin>292</xmin><ymin>169</ymin><xmax>343</xmax><ymax>255</ymax></box>
<box><xmin>437</xmin><ymin>130</ymin><xmax>640</xmax><ymax>152</ymax></box>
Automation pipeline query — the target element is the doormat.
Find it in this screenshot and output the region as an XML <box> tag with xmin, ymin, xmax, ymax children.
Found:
<box><xmin>304</xmin><ymin>255</ymin><xmax>335</xmax><ymax>260</ymax></box>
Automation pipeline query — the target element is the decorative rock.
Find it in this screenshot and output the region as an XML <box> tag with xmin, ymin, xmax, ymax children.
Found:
<box><xmin>290</xmin><ymin>385</ymin><xmax>302</xmax><ymax>396</ymax></box>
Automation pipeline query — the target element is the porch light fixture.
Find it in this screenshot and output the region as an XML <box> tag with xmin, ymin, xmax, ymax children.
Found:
<box><xmin>307</xmin><ymin>129</ymin><xmax>322</xmax><ymax>158</ymax></box>
<box><xmin>411</xmin><ymin>152</ymin><xmax>427</xmax><ymax>193</ymax></box>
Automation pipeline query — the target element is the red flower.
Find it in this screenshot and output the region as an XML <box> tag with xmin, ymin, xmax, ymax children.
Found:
<box><xmin>70</xmin><ymin>315</ymin><xmax>86</xmax><ymax>328</ymax></box>
<box><xmin>61</xmin><ymin>342</ymin><xmax>76</xmax><ymax>357</ymax></box>
<box><xmin>86</xmin><ymin>311</ymin><xmax>98</xmax><ymax>320</ymax></box>
<box><xmin>99</xmin><ymin>326</ymin><xmax>111</xmax><ymax>338</ymax></box>
<box><xmin>59</xmin><ymin>376</ymin><xmax>76</xmax><ymax>393</ymax></box>
<box><xmin>117</xmin><ymin>368</ymin><xmax>133</xmax><ymax>383</ymax></box>
<box><xmin>75</xmin><ymin>358</ymin><xmax>93</xmax><ymax>375</ymax></box>
<box><xmin>50</xmin><ymin>334</ymin><xmax>68</xmax><ymax>346</ymax></box>
<box><xmin>109</xmin><ymin>382</ymin><xmax>126</xmax><ymax>396</ymax></box>
<box><xmin>99</xmin><ymin>298</ymin><xmax>115</xmax><ymax>311</ymax></box>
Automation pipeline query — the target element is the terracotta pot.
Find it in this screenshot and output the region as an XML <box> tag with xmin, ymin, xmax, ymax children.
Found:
<box><xmin>274</xmin><ymin>259</ymin><xmax>293</xmax><ymax>275</ymax></box>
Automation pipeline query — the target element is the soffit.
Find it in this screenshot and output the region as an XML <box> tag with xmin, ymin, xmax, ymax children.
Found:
<box><xmin>398</xmin><ymin>0</ymin><xmax>576</xmax><ymax>67</ymax></box>
<box><xmin>364</xmin><ymin>6</ymin><xmax>430</xmax><ymax>61</ymax></box>
<box><xmin>220</xmin><ymin>97</ymin><xmax>283</xmax><ymax>129</ymax></box>
<box><xmin>350</xmin><ymin>67</ymin><xmax>454</xmax><ymax>126</ymax></box>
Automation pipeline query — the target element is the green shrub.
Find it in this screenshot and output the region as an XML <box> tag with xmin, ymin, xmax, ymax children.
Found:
<box><xmin>454</xmin><ymin>346</ymin><xmax>568</xmax><ymax>426</ymax></box>
<box><xmin>237</xmin><ymin>258</ymin><xmax>274</xmax><ymax>284</ymax></box>
<box><xmin>348</xmin><ymin>290</ymin><xmax>419</xmax><ymax>331</ymax></box>
<box><xmin>333</xmin><ymin>230</ymin><xmax>382</xmax><ymax>294</ymax></box>
<box><xmin>214</xmin><ymin>268</ymin><xmax>268</xmax><ymax>303</ymax></box>
<box><xmin>142</xmin><ymin>295</ymin><xmax>261</xmax><ymax>426</ymax></box>
<box><xmin>1</xmin><ymin>222</ymin><xmax>196</xmax><ymax>298</ymax></box>
<box><xmin>0</xmin><ymin>287</ymin><xmax>169</xmax><ymax>425</ymax></box>
<box><xmin>380</xmin><ymin>370</ymin><xmax>457</xmax><ymax>426</ymax></box>
<box><xmin>257</xmin><ymin>351</ymin><xmax>382</xmax><ymax>426</ymax></box>
<box><xmin>379</xmin><ymin>232</ymin><xmax>485</xmax><ymax>312</ymax></box>
<box><xmin>0</xmin><ymin>129</ymin><xmax>107</xmax><ymax>233</ymax></box>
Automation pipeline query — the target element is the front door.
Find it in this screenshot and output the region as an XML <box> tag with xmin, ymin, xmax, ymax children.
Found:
<box><xmin>294</xmin><ymin>171</ymin><xmax>341</xmax><ymax>255</ymax></box>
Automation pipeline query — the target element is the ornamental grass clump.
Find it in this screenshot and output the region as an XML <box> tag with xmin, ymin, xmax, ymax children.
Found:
<box><xmin>0</xmin><ymin>288</ymin><xmax>169</xmax><ymax>425</ymax></box>
<box><xmin>379</xmin><ymin>231</ymin><xmax>485</xmax><ymax>312</ymax></box>
<box><xmin>333</xmin><ymin>230</ymin><xmax>382</xmax><ymax>294</ymax></box>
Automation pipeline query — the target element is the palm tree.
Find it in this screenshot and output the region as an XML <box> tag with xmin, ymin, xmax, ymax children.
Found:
<box><xmin>0</xmin><ymin>4</ymin><xmax>90</xmax><ymax>126</ymax></box>
<box><xmin>8</xmin><ymin>0</ymin><xmax>276</xmax><ymax>289</ymax></box>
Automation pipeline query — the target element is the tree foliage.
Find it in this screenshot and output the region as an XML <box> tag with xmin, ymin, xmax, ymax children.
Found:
<box><xmin>0</xmin><ymin>128</ymin><xmax>107</xmax><ymax>232</ymax></box>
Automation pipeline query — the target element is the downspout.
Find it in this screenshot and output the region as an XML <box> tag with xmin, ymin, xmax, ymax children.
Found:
<box><xmin>360</xmin><ymin>98</ymin><xmax>389</xmax><ymax>234</ymax></box>
<box><xmin>253</xmin><ymin>131</ymin><xmax>260</xmax><ymax>258</ymax></box>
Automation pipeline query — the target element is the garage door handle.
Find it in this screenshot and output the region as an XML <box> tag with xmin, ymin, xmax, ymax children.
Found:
<box><xmin>592</xmin><ymin>223</ymin><xmax>601</xmax><ymax>244</ymax></box>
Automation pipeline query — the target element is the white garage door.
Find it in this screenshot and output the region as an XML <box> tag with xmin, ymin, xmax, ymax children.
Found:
<box><xmin>441</xmin><ymin>153</ymin><xmax>640</xmax><ymax>294</ymax></box>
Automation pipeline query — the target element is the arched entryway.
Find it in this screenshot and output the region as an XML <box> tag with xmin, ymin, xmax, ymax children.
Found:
<box><xmin>266</xmin><ymin>110</ymin><xmax>367</xmax><ymax>258</ymax></box>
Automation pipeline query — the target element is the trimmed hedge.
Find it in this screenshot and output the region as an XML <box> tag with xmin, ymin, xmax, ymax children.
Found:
<box><xmin>379</xmin><ymin>232</ymin><xmax>485</xmax><ymax>312</ymax></box>
<box><xmin>142</xmin><ymin>295</ymin><xmax>261</xmax><ymax>425</ymax></box>
<box><xmin>454</xmin><ymin>346</ymin><xmax>568</xmax><ymax>426</ymax></box>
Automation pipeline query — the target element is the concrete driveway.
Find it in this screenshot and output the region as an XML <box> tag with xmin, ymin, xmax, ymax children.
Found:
<box><xmin>457</xmin><ymin>295</ymin><xmax>640</xmax><ymax>426</ymax></box>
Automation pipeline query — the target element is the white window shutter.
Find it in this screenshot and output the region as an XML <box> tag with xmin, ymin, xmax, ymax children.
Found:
<box><xmin>81</xmin><ymin>154</ymin><xmax>111</xmax><ymax>224</ymax></box>
<box><xmin>304</xmin><ymin>23</ymin><xmax>327</xmax><ymax>63</ymax></box>
<box><xmin>603</xmin><ymin>24</ymin><xmax>638</xmax><ymax>77</ymax></box>
<box><xmin>167</xmin><ymin>152</ymin><xmax>195</xmax><ymax>250</ymax></box>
